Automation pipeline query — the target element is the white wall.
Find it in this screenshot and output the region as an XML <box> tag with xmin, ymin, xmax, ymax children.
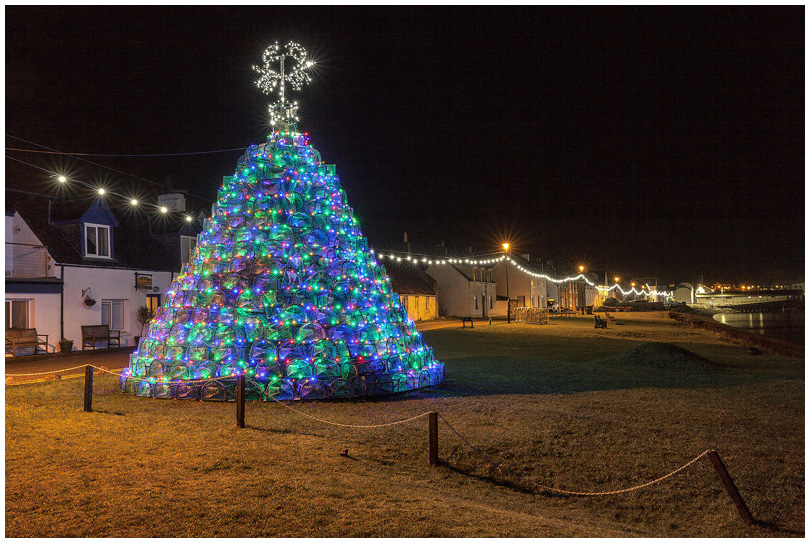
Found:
<box><xmin>6</xmin><ymin>212</ymin><xmax>43</xmax><ymax>246</ymax></box>
<box><xmin>61</xmin><ymin>266</ymin><xmax>174</xmax><ymax>348</ymax></box>
<box><xmin>5</xmin><ymin>292</ymin><xmax>62</xmax><ymax>353</ymax></box>
<box><xmin>5</xmin><ymin>212</ymin><xmax>58</xmax><ymax>278</ymax></box>
<box><xmin>425</xmin><ymin>264</ymin><xmax>497</xmax><ymax>318</ymax></box>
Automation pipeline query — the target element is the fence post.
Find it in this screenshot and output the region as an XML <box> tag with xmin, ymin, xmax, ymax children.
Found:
<box><xmin>83</xmin><ymin>365</ymin><xmax>93</xmax><ymax>412</ymax></box>
<box><xmin>429</xmin><ymin>412</ymin><xmax>439</xmax><ymax>466</ymax></box>
<box><xmin>707</xmin><ymin>450</ymin><xmax>755</xmax><ymax>525</ymax></box>
<box><xmin>236</xmin><ymin>374</ymin><xmax>245</xmax><ymax>428</ymax></box>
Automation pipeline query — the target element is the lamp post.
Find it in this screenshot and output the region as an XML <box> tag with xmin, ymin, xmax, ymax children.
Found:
<box><xmin>578</xmin><ymin>265</ymin><xmax>585</xmax><ymax>314</ymax></box>
<box><xmin>503</xmin><ymin>243</ymin><xmax>510</xmax><ymax>323</ymax></box>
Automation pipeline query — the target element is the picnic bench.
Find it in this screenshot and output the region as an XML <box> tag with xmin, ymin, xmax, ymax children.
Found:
<box><xmin>81</xmin><ymin>325</ymin><xmax>120</xmax><ymax>351</ymax></box>
<box><xmin>5</xmin><ymin>328</ymin><xmax>49</xmax><ymax>357</ymax></box>
<box><xmin>461</xmin><ymin>317</ymin><xmax>475</xmax><ymax>328</ymax></box>
<box><xmin>594</xmin><ymin>315</ymin><xmax>608</xmax><ymax>329</ymax></box>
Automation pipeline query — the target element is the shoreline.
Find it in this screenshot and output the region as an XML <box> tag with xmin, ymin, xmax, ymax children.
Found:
<box><xmin>668</xmin><ymin>308</ymin><xmax>803</xmax><ymax>358</ymax></box>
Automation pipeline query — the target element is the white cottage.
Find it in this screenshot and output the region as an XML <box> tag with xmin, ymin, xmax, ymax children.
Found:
<box><xmin>5</xmin><ymin>193</ymin><xmax>197</xmax><ymax>354</ymax></box>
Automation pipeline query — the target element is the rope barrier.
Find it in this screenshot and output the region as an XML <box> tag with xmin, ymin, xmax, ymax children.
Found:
<box><xmin>439</xmin><ymin>413</ymin><xmax>712</xmax><ymax>496</ymax></box>
<box><xmin>268</xmin><ymin>395</ymin><xmax>432</xmax><ymax>428</ymax></box>
<box><xmin>5</xmin><ymin>364</ymin><xmax>97</xmax><ymax>377</ymax></box>
<box><xmin>10</xmin><ymin>364</ymin><xmax>711</xmax><ymax>498</ymax></box>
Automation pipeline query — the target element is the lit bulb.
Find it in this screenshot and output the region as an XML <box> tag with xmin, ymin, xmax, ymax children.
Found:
<box><xmin>185</xmin><ymin>215</ymin><xmax>192</xmax><ymax>222</ymax></box>
<box><xmin>98</xmin><ymin>188</ymin><xmax>105</xmax><ymax>195</ymax></box>
<box><xmin>160</xmin><ymin>207</ymin><xmax>168</xmax><ymax>213</ymax></box>
<box><xmin>130</xmin><ymin>199</ymin><xmax>138</xmax><ymax>206</ymax></box>
<box><xmin>57</xmin><ymin>176</ymin><xmax>67</xmax><ymax>183</ymax></box>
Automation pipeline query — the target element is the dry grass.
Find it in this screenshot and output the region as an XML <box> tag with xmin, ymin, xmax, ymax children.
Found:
<box><xmin>6</xmin><ymin>313</ymin><xmax>804</xmax><ymax>537</ymax></box>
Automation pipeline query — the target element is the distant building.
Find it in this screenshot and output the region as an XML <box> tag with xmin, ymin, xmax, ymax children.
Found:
<box><xmin>488</xmin><ymin>254</ymin><xmax>549</xmax><ymax>313</ymax></box>
<box><xmin>424</xmin><ymin>262</ymin><xmax>496</xmax><ymax>318</ymax></box>
<box><xmin>672</xmin><ymin>283</ymin><xmax>695</xmax><ymax>304</ymax></box>
<box><xmin>384</xmin><ymin>263</ymin><xmax>438</xmax><ymax>322</ymax></box>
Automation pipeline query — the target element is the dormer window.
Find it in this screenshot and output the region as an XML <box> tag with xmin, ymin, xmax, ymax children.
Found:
<box><xmin>85</xmin><ymin>223</ymin><xmax>111</xmax><ymax>258</ymax></box>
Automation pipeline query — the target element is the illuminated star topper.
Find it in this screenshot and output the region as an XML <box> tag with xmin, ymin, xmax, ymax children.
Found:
<box><xmin>253</xmin><ymin>41</ymin><xmax>316</xmax><ymax>129</ymax></box>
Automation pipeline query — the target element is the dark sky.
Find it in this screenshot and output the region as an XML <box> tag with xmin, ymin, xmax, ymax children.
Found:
<box><xmin>5</xmin><ymin>6</ymin><xmax>804</xmax><ymax>285</ymax></box>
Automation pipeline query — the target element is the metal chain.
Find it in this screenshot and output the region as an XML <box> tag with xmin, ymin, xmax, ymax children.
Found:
<box><xmin>438</xmin><ymin>413</ymin><xmax>712</xmax><ymax>496</ymax></box>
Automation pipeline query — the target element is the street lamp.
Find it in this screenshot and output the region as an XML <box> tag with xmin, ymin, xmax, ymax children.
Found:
<box><xmin>502</xmin><ymin>243</ymin><xmax>510</xmax><ymax>323</ymax></box>
<box><xmin>577</xmin><ymin>265</ymin><xmax>586</xmax><ymax>314</ymax></box>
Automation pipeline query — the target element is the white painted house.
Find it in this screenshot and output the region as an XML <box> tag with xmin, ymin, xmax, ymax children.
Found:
<box><xmin>5</xmin><ymin>193</ymin><xmax>199</xmax><ymax>354</ymax></box>
<box><xmin>425</xmin><ymin>262</ymin><xmax>497</xmax><ymax>318</ymax></box>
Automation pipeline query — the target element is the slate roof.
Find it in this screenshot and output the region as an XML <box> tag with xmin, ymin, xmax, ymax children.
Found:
<box><xmin>7</xmin><ymin>192</ymin><xmax>179</xmax><ymax>272</ymax></box>
<box><xmin>383</xmin><ymin>262</ymin><xmax>437</xmax><ymax>296</ymax></box>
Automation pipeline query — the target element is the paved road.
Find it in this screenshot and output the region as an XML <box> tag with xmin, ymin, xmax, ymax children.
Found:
<box><xmin>5</xmin><ymin>348</ymin><xmax>134</xmax><ymax>385</ymax></box>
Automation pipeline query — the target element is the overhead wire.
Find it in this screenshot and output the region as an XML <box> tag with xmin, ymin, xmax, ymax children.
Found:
<box><xmin>5</xmin><ymin>135</ymin><xmax>221</xmax><ymax>202</ymax></box>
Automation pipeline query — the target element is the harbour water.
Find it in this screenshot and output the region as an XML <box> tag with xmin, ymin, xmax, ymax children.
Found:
<box><xmin>713</xmin><ymin>311</ymin><xmax>805</xmax><ymax>346</ymax></box>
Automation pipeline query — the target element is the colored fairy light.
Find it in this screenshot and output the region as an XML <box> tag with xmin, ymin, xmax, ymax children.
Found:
<box><xmin>121</xmin><ymin>128</ymin><xmax>443</xmax><ymax>401</ymax></box>
<box><xmin>119</xmin><ymin>46</ymin><xmax>443</xmax><ymax>401</ymax></box>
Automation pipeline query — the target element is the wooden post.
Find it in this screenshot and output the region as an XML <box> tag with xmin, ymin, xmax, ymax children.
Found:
<box><xmin>428</xmin><ymin>412</ymin><xmax>439</xmax><ymax>466</ymax></box>
<box><xmin>83</xmin><ymin>365</ymin><xmax>93</xmax><ymax>412</ymax></box>
<box><xmin>707</xmin><ymin>450</ymin><xmax>755</xmax><ymax>525</ymax></box>
<box><xmin>236</xmin><ymin>374</ymin><xmax>245</xmax><ymax>428</ymax></box>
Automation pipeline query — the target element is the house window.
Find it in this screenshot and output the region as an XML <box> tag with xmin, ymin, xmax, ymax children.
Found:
<box><xmin>5</xmin><ymin>300</ymin><xmax>29</xmax><ymax>330</ymax></box>
<box><xmin>146</xmin><ymin>294</ymin><xmax>161</xmax><ymax>315</ymax></box>
<box><xmin>474</xmin><ymin>295</ymin><xmax>478</xmax><ymax>310</ymax></box>
<box><xmin>489</xmin><ymin>296</ymin><xmax>493</xmax><ymax>309</ymax></box>
<box><xmin>85</xmin><ymin>223</ymin><xmax>111</xmax><ymax>258</ymax></box>
<box><xmin>180</xmin><ymin>235</ymin><xmax>197</xmax><ymax>265</ymax></box>
<box><xmin>101</xmin><ymin>300</ymin><xmax>125</xmax><ymax>331</ymax></box>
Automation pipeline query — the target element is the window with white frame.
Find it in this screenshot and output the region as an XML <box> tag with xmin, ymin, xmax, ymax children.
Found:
<box><xmin>180</xmin><ymin>235</ymin><xmax>197</xmax><ymax>265</ymax></box>
<box><xmin>5</xmin><ymin>300</ymin><xmax>30</xmax><ymax>330</ymax></box>
<box><xmin>101</xmin><ymin>300</ymin><xmax>125</xmax><ymax>331</ymax></box>
<box><xmin>85</xmin><ymin>223</ymin><xmax>111</xmax><ymax>258</ymax></box>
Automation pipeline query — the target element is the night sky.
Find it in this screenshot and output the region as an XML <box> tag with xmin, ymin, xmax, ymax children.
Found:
<box><xmin>5</xmin><ymin>6</ymin><xmax>804</xmax><ymax>285</ymax></box>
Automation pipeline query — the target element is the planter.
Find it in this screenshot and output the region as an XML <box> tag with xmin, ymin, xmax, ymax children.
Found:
<box><xmin>58</xmin><ymin>340</ymin><xmax>73</xmax><ymax>354</ymax></box>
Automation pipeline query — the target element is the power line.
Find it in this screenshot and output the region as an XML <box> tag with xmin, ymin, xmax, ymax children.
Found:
<box><xmin>5</xmin><ymin>146</ymin><xmax>247</xmax><ymax>157</ymax></box>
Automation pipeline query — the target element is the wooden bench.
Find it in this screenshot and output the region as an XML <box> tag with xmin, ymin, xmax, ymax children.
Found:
<box><xmin>6</xmin><ymin>328</ymin><xmax>49</xmax><ymax>357</ymax></box>
<box><xmin>594</xmin><ymin>315</ymin><xmax>608</xmax><ymax>329</ymax></box>
<box><xmin>460</xmin><ymin>317</ymin><xmax>475</xmax><ymax>328</ymax></box>
<box><xmin>81</xmin><ymin>325</ymin><xmax>120</xmax><ymax>351</ymax></box>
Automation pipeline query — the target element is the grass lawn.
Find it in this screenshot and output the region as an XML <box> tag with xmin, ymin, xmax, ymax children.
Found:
<box><xmin>6</xmin><ymin>312</ymin><xmax>804</xmax><ymax>537</ymax></box>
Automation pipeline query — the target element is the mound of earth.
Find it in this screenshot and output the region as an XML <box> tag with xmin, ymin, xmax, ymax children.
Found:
<box><xmin>605</xmin><ymin>342</ymin><xmax>724</xmax><ymax>372</ymax></box>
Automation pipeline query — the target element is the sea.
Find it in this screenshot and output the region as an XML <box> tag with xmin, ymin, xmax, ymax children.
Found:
<box><xmin>712</xmin><ymin>311</ymin><xmax>805</xmax><ymax>346</ymax></box>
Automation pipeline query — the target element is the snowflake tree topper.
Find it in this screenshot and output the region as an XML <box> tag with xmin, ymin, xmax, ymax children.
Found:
<box><xmin>253</xmin><ymin>41</ymin><xmax>316</xmax><ymax>129</ymax></box>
